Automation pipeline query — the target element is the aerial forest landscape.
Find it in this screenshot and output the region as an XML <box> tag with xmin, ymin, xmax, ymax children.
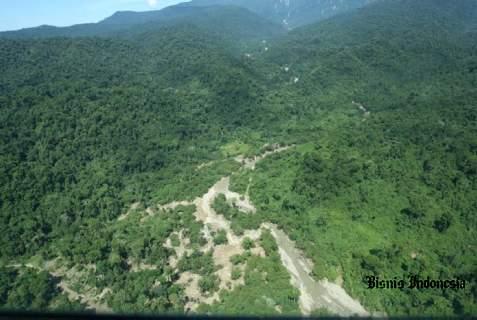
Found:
<box><xmin>0</xmin><ymin>0</ymin><xmax>476</xmax><ymax>317</ymax></box>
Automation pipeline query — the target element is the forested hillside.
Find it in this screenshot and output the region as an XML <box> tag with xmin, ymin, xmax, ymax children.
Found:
<box><xmin>189</xmin><ymin>0</ymin><xmax>375</xmax><ymax>28</ymax></box>
<box><xmin>0</xmin><ymin>22</ymin><xmax>265</xmax><ymax>256</ymax></box>
<box><xmin>237</xmin><ymin>0</ymin><xmax>477</xmax><ymax>315</ymax></box>
<box><xmin>0</xmin><ymin>0</ymin><xmax>476</xmax><ymax>316</ymax></box>
<box><xmin>0</xmin><ymin>5</ymin><xmax>284</xmax><ymax>42</ymax></box>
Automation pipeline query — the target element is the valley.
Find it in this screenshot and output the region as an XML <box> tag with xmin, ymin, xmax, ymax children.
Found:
<box><xmin>0</xmin><ymin>0</ymin><xmax>476</xmax><ymax>317</ymax></box>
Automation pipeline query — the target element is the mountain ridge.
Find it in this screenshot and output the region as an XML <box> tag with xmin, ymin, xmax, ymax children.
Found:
<box><xmin>0</xmin><ymin>4</ymin><xmax>284</xmax><ymax>40</ymax></box>
<box><xmin>0</xmin><ymin>0</ymin><xmax>376</xmax><ymax>38</ymax></box>
<box><xmin>188</xmin><ymin>0</ymin><xmax>377</xmax><ymax>28</ymax></box>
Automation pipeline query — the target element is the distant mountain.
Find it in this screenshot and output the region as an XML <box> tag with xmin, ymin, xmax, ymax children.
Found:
<box><xmin>0</xmin><ymin>5</ymin><xmax>285</xmax><ymax>41</ymax></box>
<box><xmin>188</xmin><ymin>0</ymin><xmax>376</xmax><ymax>28</ymax></box>
<box><xmin>268</xmin><ymin>0</ymin><xmax>477</xmax><ymax>66</ymax></box>
<box><xmin>0</xmin><ymin>5</ymin><xmax>209</xmax><ymax>38</ymax></box>
<box><xmin>0</xmin><ymin>0</ymin><xmax>374</xmax><ymax>40</ymax></box>
<box><xmin>257</xmin><ymin>0</ymin><xmax>477</xmax><ymax>110</ymax></box>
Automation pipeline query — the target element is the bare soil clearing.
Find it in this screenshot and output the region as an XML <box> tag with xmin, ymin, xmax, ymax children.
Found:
<box><xmin>171</xmin><ymin>176</ymin><xmax>265</xmax><ymax>311</ymax></box>
<box><xmin>152</xmin><ymin>144</ymin><xmax>373</xmax><ymax>315</ymax></box>
<box><xmin>163</xmin><ymin>229</ymin><xmax>192</xmax><ymax>268</ymax></box>
<box><xmin>263</xmin><ymin>223</ymin><xmax>369</xmax><ymax>316</ymax></box>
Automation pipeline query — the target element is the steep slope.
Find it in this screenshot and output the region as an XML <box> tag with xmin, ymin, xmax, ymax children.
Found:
<box><xmin>228</xmin><ymin>0</ymin><xmax>476</xmax><ymax>316</ymax></box>
<box><xmin>120</xmin><ymin>6</ymin><xmax>286</xmax><ymax>45</ymax></box>
<box><xmin>0</xmin><ymin>23</ymin><xmax>267</xmax><ymax>257</ymax></box>
<box><xmin>189</xmin><ymin>0</ymin><xmax>375</xmax><ymax>28</ymax></box>
<box><xmin>0</xmin><ymin>19</ymin><xmax>295</xmax><ymax>312</ymax></box>
<box><xmin>264</xmin><ymin>0</ymin><xmax>477</xmax><ymax>98</ymax></box>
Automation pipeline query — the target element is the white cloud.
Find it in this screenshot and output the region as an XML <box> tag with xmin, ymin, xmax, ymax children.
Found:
<box><xmin>147</xmin><ymin>0</ymin><xmax>158</xmax><ymax>7</ymax></box>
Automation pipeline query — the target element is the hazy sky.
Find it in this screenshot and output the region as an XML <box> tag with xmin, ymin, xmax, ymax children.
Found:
<box><xmin>0</xmin><ymin>0</ymin><xmax>187</xmax><ymax>31</ymax></box>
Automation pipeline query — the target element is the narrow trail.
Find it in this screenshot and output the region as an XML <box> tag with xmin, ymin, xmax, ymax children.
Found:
<box><xmin>234</xmin><ymin>145</ymin><xmax>294</xmax><ymax>170</ymax></box>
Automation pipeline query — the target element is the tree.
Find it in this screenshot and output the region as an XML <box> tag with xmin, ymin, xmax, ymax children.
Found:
<box><xmin>433</xmin><ymin>212</ymin><xmax>453</xmax><ymax>233</ymax></box>
<box><xmin>199</xmin><ymin>274</ymin><xmax>219</xmax><ymax>294</ymax></box>
<box><xmin>213</xmin><ymin>230</ymin><xmax>228</xmax><ymax>245</ymax></box>
<box><xmin>242</xmin><ymin>237</ymin><xmax>255</xmax><ymax>250</ymax></box>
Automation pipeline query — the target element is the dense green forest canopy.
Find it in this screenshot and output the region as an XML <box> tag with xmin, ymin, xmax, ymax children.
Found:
<box><xmin>189</xmin><ymin>0</ymin><xmax>375</xmax><ymax>29</ymax></box>
<box><xmin>0</xmin><ymin>5</ymin><xmax>285</xmax><ymax>41</ymax></box>
<box><xmin>0</xmin><ymin>0</ymin><xmax>476</xmax><ymax>316</ymax></box>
